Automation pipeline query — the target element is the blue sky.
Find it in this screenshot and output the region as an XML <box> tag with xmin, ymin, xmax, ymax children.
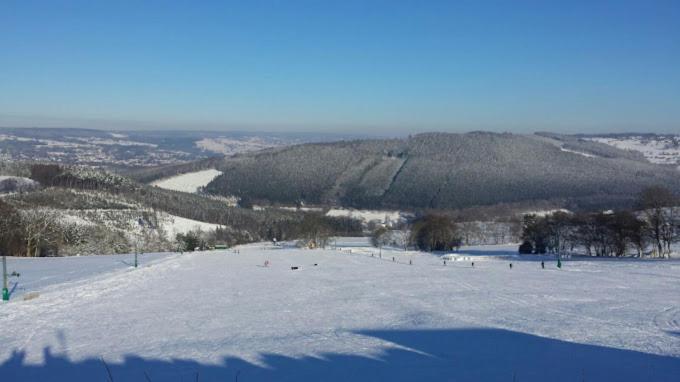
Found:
<box><xmin>1</xmin><ymin>0</ymin><xmax>678</xmax><ymax>134</ymax></box>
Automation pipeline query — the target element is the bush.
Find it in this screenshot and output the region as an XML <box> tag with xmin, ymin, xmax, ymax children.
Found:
<box><xmin>410</xmin><ymin>214</ymin><xmax>462</xmax><ymax>252</ymax></box>
<box><xmin>518</xmin><ymin>241</ymin><xmax>533</xmax><ymax>254</ymax></box>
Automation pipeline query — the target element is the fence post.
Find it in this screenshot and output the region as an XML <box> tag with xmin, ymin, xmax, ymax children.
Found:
<box><xmin>2</xmin><ymin>255</ymin><xmax>9</xmax><ymax>301</ymax></box>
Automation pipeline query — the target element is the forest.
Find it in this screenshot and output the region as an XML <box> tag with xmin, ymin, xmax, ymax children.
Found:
<box><xmin>203</xmin><ymin>132</ymin><xmax>680</xmax><ymax>211</ymax></box>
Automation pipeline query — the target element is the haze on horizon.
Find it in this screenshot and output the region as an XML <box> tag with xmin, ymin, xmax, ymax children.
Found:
<box><xmin>1</xmin><ymin>1</ymin><xmax>679</xmax><ymax>135</ymax></box>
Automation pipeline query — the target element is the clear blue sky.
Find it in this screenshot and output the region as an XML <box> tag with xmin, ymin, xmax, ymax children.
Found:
<box><xmin>1</xmin><ymin>0</ymin><xmax>679</xmax><ymax>134</ymax></box>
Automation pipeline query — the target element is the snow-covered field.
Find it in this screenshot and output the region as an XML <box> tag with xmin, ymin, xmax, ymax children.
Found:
<box><xmin>1</xmin><ymin>240</ymin><xmax>679</xmax><ymax>381</ymax></box>
<box><xmin>151</xmin><ymin>169</ymin><xmax>223</xmax><ymax>193</ymax></box>
<box><xmin>588</xmin><ymin>136</ymin><xmax>680</xmax><ymax>166</ymax></box>
<box><xmin>326</xmin><ymin>208</ymin><xmax>410</xmax><ymax>227</ymax></box>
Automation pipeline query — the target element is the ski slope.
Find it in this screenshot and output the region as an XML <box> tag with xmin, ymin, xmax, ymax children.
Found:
<box><xmin>150</xmin><ymin>169</ymin><xmax>222</xmax><ymax>193</ymax></box>
<box><xmin>1</xmin><ymin>252</ymin><xmax>177</xmax><ymax>300</ymax></box>
<box><xmin>1</xmin><ymin>240</ymin><xmax>679</xmax><ymax>381</ymax></box>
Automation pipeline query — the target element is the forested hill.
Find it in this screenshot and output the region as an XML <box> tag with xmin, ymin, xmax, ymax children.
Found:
<box><xmin>203</xmin><ymin>132</ymin><xmax>680</xmax><ymax>210</ymax></box>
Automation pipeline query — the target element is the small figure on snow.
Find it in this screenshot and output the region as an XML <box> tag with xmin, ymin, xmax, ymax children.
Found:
<box><xmin>471</xmin><ymin>262</ymin><xmax>475</xmax><ymax>268</ymax></box>
<box><xmin>509</xmin><ymin>263</ymin><xmax>513</xmax><ymax>269</ymax></box>
<box><xmin>409</xmin><ymin>259</ymin><xmax>412</xmax><ymax>265</ymax></box>
<box><xmin>541</xmin><ymin>261</ymin><xmax>545</xmax><ymax>269</ymax></box>
<box><xmin>443</xmin><ymin>260</ymin><xmax>447</xmax><ymax>266</ymax></box>
<box><xmin>264</xmin><ymin>260</ymin><xmax>270</xmax><ymax>267</ymax></box>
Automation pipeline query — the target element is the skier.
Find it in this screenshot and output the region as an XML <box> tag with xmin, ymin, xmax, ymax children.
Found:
<box><xmin>471</xmin><ymin>262</ymin><xmax>474</xmax><ymax>268</ymax></box>
<box><xmin>264</xmin><ymin>260</ymin><xmax>270</xmax><ymax>267</ymax></box>
<box><xmin>509</xmin><ymin>263</ymin><xmax>513</xmax><ymax>269</ymax></box>
<box><xmin>541</xmin><ymin>261</ymin><xmax>545</xmax><ymax>269</ymax></box>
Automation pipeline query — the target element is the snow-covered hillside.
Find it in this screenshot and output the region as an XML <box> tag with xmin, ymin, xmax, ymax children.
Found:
<box><xmin>588</xmin><ymin>135</ymin><xmax>680</xmax><ymax>166</ymax></box>
<box><xmin>60</xmin><ymin>209</ymin><xmax>223</xmax><ymax>240</ymax></box>
<box><xmin>1</xmin><ymin>240</ymin><xmax>679</xmax><ymax>381</ymax></box>
<box><xmin>151</xmin><ymin>169</ymin><xmax>223</xmax><ymax>193</ymax></box>
<box><xmin>156</xmin><ymin>214</ymin><xmax>223</xmax><ymax>240</ymax></box>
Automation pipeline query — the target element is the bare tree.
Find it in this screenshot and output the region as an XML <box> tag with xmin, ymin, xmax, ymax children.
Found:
<box><xmin>20</xmin><ymin>209</ymin><xmax>60</xmax><ymax>257</ymax></box>
<box><xmin>636</xmin><ymin>186</ymin><xmax>679</xmax><ymax>258</ymax></box>
<box><xmin>0</xmin><ymin>200</ymin><xmax>25</xmax><ymax>256</ymax></box>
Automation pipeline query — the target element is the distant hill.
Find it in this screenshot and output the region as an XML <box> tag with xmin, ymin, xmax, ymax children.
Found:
<box><xmin>0</xmin><ymin>127</ymin><xmax>362</xmax><ymax>170</ymax></box>
<box><xmin>202</xmin><ymin>132</ymin><xmax>680</xmax><ymax>211</ymax></box>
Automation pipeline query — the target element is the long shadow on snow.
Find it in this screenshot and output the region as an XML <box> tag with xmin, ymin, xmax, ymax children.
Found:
<box><xmin>1</xmin><ymin>328</ymin><xmax>679</xmax><ymax>382</ymax></box>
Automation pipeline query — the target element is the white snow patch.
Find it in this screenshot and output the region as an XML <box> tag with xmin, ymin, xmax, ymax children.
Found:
<box><xmin>151</xmin><ymin>169</ymin><xmax>223</xmax><ymax>193</ymax></box>
<box><xmin>521</xmin><ymin>208</ymin><xmax>571</xmax><ymax>217</ymax></box>
<box><xmin>560</xmin><ymin>146</ymin><xmax>599</xmax><ymax>158</ymax></box>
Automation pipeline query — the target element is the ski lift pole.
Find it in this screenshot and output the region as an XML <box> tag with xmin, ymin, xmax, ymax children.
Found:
<box><xmin>2</xmin><ymin>255</ymin><xmax>9</xmax><ymax>301</ymax></box>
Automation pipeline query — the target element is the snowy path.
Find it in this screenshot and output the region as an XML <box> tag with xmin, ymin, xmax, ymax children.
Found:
<box><xmin>1</xmin><ymin>242</ymin><xmax>679</xmax><ymax>381</ymax></box>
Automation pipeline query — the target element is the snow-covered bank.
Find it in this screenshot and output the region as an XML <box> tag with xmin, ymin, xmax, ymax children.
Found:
<box><xmin>151</xmin><ymin>169</ymin><xmax>222</xmax><ymax>193</ymax></box>
<box><xmin>1</xmin><ymin>240</ymin><xmax>679</xmax><ymax>381</ymax></box>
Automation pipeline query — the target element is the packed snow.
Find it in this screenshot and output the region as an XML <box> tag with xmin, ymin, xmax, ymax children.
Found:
<box><xmin>151</xmin><ymin>169</ymin><xmax>223</xmax><ymax>193</ymax></box>
<box><xmin>1</xmin><ymin>239</ymin><xmax>678</xmax><ymax>381</ymax></box>
<box><xmin>1</xmin><ymin>252</ymin><xmax>177</xmax><ymax>300</ymax></box>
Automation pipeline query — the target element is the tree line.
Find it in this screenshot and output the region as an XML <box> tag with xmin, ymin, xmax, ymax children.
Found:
<box><xmin>520</xmin><ymin>186</ymin><xmax>679</xmax><ymax>258</ymax></box>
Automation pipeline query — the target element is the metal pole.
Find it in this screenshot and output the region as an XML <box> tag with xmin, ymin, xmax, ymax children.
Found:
<box><xmin>2</xmin><ymin>255</ymin><xmax>9</xmax><ymax>301</ymax></box>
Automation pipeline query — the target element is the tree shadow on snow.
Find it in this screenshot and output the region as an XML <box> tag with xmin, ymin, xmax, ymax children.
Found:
<box><xmin>1</xmin><ymin>328</ymin><xmax>679</xmax><ymax>382</ymax></box>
